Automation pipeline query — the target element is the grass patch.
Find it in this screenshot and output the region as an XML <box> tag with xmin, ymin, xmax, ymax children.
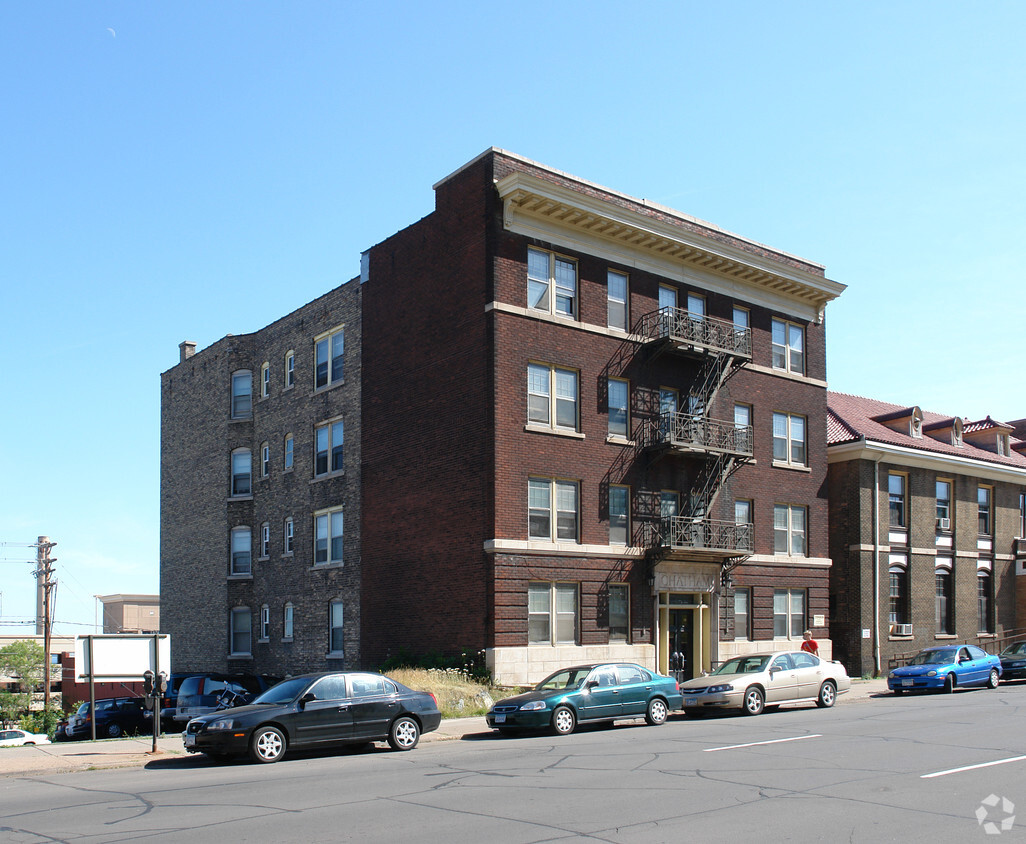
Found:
<box><xmin>388</xmin><ymin>668</ymin><xmax>523</xmax><ymax>719</ymax></box>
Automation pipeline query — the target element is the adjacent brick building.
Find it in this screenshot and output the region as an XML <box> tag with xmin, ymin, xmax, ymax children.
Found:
<box><xmin>161</xmin><ymin>148</ymin><xmax>846</xmax><ymax>684</ymax></box>
<box><xmin>827</xmin><ymin>393</ymin><xmax>1026</xmax><ymax>677</ymax></box>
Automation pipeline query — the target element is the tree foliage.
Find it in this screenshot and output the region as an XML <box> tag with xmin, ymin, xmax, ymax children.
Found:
<box><xmin>0</xmin><ymin>640</ymin><xmax>46</xmax><ymax>692</ymax></box>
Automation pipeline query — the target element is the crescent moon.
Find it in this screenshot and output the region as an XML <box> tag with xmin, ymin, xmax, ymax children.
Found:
<box><xmin>107</xmin><ymin>27</ymin><xmax>116</xmax><ymax>38</ymax></box>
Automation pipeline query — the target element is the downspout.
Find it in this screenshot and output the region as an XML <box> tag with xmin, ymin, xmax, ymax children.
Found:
<box><xmin>872</xmin><ymin>446</ymin><xmax>883</xmax><ymax>677</ymax></box>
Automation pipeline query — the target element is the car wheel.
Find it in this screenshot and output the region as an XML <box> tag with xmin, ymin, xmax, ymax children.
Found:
<box><xmin>988</xmin><ymin>668</ymin><xmax>1000</xmax><ymax>689</ymax></box>
<box><xmin>944</xmin><ymin>674</ymin><xmax>956</xmax><ymax>694</ymax></box>
<box><xmin>645</xmin><ymin>698</ymin><xmax>669</xmax><ymax>726</ymax></box>
<box><xmin>551</xmin><ymin>705</ymin><xmax>576</xmax><ymax>736</ymax></box>
<box><xmin>388</xmin><ymin>716</ymin><xmax>420</xmax><ymax>751</ymax></box>
<box><xmin>742</xmin><ymin>686</ymin><xmax>765</xmax><ymax>716</ymax></box>
<box><xmin>249</xmin><ymin>726</ymin><xmax>286</xmax><ymax>763</ymax></box>
<box><xmin>106</xmin><ymin>722</ymin><xmax>123</xmax><ymax>738</ymax></box>
<box><xmin>816</xmin><ymin>681</ymin><xmax>837</xmax><ymax>708</ymax></box>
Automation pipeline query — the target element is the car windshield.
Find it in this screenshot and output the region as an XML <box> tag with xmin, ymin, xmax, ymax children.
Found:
<box><xmin>251</xmin><ymin>677</ymin><xmax>310</xmax><ymax>705</ymax></box>
<box><xmin>713</xmin><ymin>656</ymin><xmax>769</xmax><ymax>675</ymax></box>
<box><xmin>909</xmin><ymin>648</ymin><xmax>958</xmax><ymax>665</ymax></box>
<box><xmin>1001</xmin><ymin>642</ymin><xmax>1026</xmax><ymax>656</ymax></box>
<box><xmin>536</xmin><ymin>668</ymin><xmax>593</xmax><ymax>690</ymax></box>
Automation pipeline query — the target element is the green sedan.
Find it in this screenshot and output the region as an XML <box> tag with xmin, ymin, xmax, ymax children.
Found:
<box><xmin>486</xmin><ymin>662</ymin><xmax>684</xmax><ymax>736</ymax></box>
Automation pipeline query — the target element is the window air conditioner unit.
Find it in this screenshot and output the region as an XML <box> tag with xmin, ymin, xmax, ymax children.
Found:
<box><xmin>891</xmin><ymin>623</ymin><xmax>913</xmax><ymax>637</ymax></box>
<box><xmin>937</xmin><ymin>517</ymin><xmax>951</xmax><ymax>531</ymax></box>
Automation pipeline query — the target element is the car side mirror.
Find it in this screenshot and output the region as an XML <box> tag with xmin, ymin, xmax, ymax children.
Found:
<box><xmin>585</xmin><ymin>680</ymin><xmax>599</xmax><ymax>690</ymax></box>
<box><xmin>299</xmin><ymin>692</ymin><xmax>316</xmax><ymax>708</ymax></box>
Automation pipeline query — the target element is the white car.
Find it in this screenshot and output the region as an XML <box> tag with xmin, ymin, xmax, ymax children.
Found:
<box><xmin>0</xmin><ymin>728</ymin><xmax>52</xmax><ymax>747</ymax></box>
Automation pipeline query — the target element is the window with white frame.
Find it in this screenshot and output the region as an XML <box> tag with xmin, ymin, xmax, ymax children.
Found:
<box><xmin>231</xmin><ymin>371</ymin><xmax>252</xmax><ymax>418</ymax></box>
<box><xmin>888</xmin><ymin>473</ymin><xmax>907</xmax><ymax>528</ymax></box>
<box><xmin>527</xmin><ymin>363</ymin><xmax>578</xmax><ymax>431</ymax></box>
<box><xmin>529</xmin><ymin>478</ymin><xmax>579</xmax><ymax>542</ymax></box>
<box><xmin>230</xmin><ymin>449</ymin><xmax>252</xmax><ymax>497</ymax></box>
<box><xmin>260</xmin><ymin>362</ymin><xmax>270</xmax><ymax>399</ymax></box>
<box><xmin>528</xmin><ymin>247</ymin><xmax>577</xmax><ymax>317</ymax></box>
<box><xmin>771</xmin><ymin>319</ymin><xmax>805</xmax><ymax>375</ymax></box>
<box><xmin>772</xmin><ymin>412</ymin><xmax>807</xmax><ymax>466</ymax></box>
<box><xmin>284</xmin><ymin>434</ymin><xmax>294</xmax><ymax>471</ymax></box>
<box><xmin>608</xmin><ymin>378</ymin><xmax>629</xmax><ymax>439</ymax></box>
<box><xmin>733</xmin><ymin>588</ymin><xmax>750</xmax><ymax>640</ymax></box>
<box><xmin>328</xmin><ymin>600</ymin><xmax>344</xmax><ymax>654</ymax></box>
<box><xmin>283</xmin><ymin>602</ymin><xmax>294</xmax><ymax>639</ymax></box>
<box><xmin>260</xmin><ymin>522</ymin><xmax>270</xmax><ymax>559</ymax></box>
<box><xmin>687</xmin><ymin>292</ymin><xmax>705</xmax><ymax>321</ymax></box>
<box><xmin>773</xmin><ymin>589</ymin><xmax>805</xmax><ymax>639</ymax></box>
<box><xmin>283</xmin><ymin>517</ymin><xmax>294</xmax><ymax>555</ymax></box>
<box><xmin>773</xmin><ymin>504</ymin><xmax>807</xmax><ymax>556</ymax></box>
<box><xmin>230</xmin><ymin>607</ymin><xmax>251</xmax><ymax>655</ymax></box>
<box><xmin>978</xmin><ymin>485</ymin><xmax>993</xmax><ymax>536</ymax></box>
<box><xmin>315</xmin><ymin>420</ymin><xmax>344</xmax><ymax>476</ymax></box>
<box><xmin>259</xmin><ymin>604</ymin><xmax>270</xmax><ymax>640</ymax></box>
<box><xmin>889</xmin><ymin>562</ymin><xmax>909</xmax><ymax>626</ymax></box>
<box><xmin>607</xmin><ymin>269</ymin><xmax>628</xmax><ymax>330</ymax></box>
<box><xmin>936</xmin><ymin>479</ymin><xmax>952</xmax><ymax>526</ymax></box>
<box><xmin>314</xmin><ymin>507</ymin><xmax>344</xmax><ymax>565</ymax></box>
<box><xmin>230</xmin><ymin>527</ymin><xmax>252</xmax><ymax>575</ymax></box>
<box><xmin>735</xmin><ymin>499</ymin><xmax>752</xmax><ymax>526</ymax></box>
<box><xmin>608</xmin><ymin>583</ymin><xmax>629</xmax><ymax>642</ymax></box>
<box><xmin>315</xmin><ymin>328</ymin><xmax>344</xmax><ymax>389</ymax></box>
<box><xmin>261</xmin><ymin>443</ymin><xmax>270</xmax><ymax>479</ymax></box>
<box><xmin>609</xmin><ymin>485</ymin><xmax>629</xmax><ymax>545</ymax></box>
<box><xmin>732</xmin><ymin>306</ymin><xmax>750</xmax><ymax>330</ymax></box>
<box><xmin>528</xmin><ymin>582</ymin><xmax>578</xmax><ymax>645</ymax></box>
<box><xmin>284</xmin><ymin>351</ymin><xmax>295</xmax><ymax>389</ymax></box>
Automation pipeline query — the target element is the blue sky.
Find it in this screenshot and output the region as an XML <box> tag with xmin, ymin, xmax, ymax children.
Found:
<box><xmin>2</xmin><ymin>2</ymin><xmax>1024</xmax><ymax>635</ymax></box>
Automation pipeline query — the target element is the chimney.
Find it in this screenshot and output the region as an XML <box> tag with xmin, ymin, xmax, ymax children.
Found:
<box><xmin>179</xmin><ymin>341</ymin><xmax>197</xmax><ymax>363</ymax></box>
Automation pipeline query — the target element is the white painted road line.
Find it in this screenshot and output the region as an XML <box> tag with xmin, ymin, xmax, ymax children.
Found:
<box><xmin>704</xmin><ymin>735</ymin><xmax>823</xmax><ymax>752</ymax></box>
<box><xmin>921</xmin><ymin>755</ymin><xmax>1026</xmax><ymax>779</ymax></box>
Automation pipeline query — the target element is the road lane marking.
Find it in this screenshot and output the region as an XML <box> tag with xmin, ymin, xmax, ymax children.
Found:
<box><xmin>704</xmin><ymin>735</ymin><xmax>822</xmax><ymax>752</ymax></box>
<box><xmin>921</xmin><ymin>755</ymin><xmax>1026</xmax><ymax>779</ymax></box>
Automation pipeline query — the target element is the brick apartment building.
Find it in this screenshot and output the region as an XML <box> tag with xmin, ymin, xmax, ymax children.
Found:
<box><xmin>161</xmin><ymin>148</ymin><xmax>845</xmax><ymax>684</ymax></box>
<box><xmin>827</xmin><ymin>393</ymin><xmax>1026</xmax><ymax>677</ymax></box>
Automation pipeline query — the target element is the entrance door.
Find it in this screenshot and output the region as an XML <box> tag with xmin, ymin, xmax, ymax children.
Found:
<box><xmin>668</xmin><ymin>608</ymin><xmax>694</xmax><ymax>682</ymax></box>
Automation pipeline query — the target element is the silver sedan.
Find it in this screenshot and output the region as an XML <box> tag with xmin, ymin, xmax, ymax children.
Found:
<box><xmin>679</xmin><ymin>651</ymin><xmax>851</xmax><ymax>716</ymax></box>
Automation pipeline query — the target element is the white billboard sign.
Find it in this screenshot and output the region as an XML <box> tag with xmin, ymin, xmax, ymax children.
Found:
<box><xmin>74</xmin><ymin>634</ymin><xmax>171</xmax><ymax>682</ymax></box>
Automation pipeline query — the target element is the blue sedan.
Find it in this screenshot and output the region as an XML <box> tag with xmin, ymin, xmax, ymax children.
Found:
<box><xmin>888</xmin><ymin>645</ymin><xmax>1001</xmax><ymax>694</ymax></box>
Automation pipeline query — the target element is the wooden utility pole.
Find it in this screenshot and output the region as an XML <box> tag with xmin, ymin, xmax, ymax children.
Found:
<box><xmin>35</xmin><ymin>537</ymin><xmax>57</xmax><ymax>710</ymax></box>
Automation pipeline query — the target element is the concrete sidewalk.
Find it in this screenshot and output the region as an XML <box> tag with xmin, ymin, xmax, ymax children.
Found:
<box><xmin>0</xmin><ymin>678</ymin><xmax>890</xmax><ymax>779</ymax></box>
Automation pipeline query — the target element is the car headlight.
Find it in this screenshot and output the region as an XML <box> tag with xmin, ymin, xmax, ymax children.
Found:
<box><xmin>208</xmin><ymin>718</ymin><xmax>234</xmax><ymax>731</ymax></box>
<box><xmin>519</xmin><ymin>700</ymin><xmax>546</xmax><ymax>711</ymax></box>
<box><xmin>706</xmin><ymin>684</ymin><xmax>734</xmax><ymax>693</ymax></box>
<box><xmin>926</xmin><ymin>671</ymin><xmax>938</xmax><ymax>677</ymax></box>
<box><xmin>888</xmin><ymin>672</ymin><xmax>896</xmax><ymax>679</ymax></box>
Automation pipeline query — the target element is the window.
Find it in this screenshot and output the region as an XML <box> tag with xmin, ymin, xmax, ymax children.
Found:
<box><xmin>314</xmin><ymin>507</ymin><xmax>344</xmax><ymax>565</ymax></box>
<box><xmin>735</xmin><ymin>499</ymin><xmax>752</xmax><ymax>526</ymax></box>
<box><xmin>315</xmin><ymin>420</ymin><xmax>344</xmax><ymax>476</ymax></box>
<box><xmin>261</xmin><ymin>443</ymin><xmax>270</xmax><ymax>478</ymax></box>
<box><xmin>978</xmin><ymin>569</ymin><xmax>993</xmax><ymax>634</ymax></box>
<box><xmin>231</xmin><ymin>371</ymin><xmax>252</xmax><ymax>418</ymax></box>
<box><xmin>260</xmin><ymin>362</ymin><xmax>270</xmax><ymax>398</ymax></box>
<box><xmin>230</xmin><ymin>527</ymin><xmax>251</xmax><ymax>575</ymax></box>
<box><xmin>608</xmin><ymin>378</ymin><xmax>629</xmax><ymax>438</ymax></box>
<box><xmin>284</xmin><ymin>434</ymin><xmax>294</xmax><ymax>471</ymax></box>
<box><xmin>888</xmin><ymin>473</ymin><xmax>907</xmax><ymax>528</ymax></box>
<box><xmin>771</xmin><ymin>319</ymin><xmax>805</xmax><ymax>375</ymax></box>
<box><xmin>889</xmin><ymin>566</ymin><xmax>909</xmax><ymax>626</ymax></box>
<box><xmin>773</xmin><ymin>589</ymin><xmax>805</xmax><ymax>639</ymax></box>
<box><xmin>527</xmin><ymin>364</ymin><xmax>578</xmax><ymax>430</ymax></box>
<box><xmin>1020</xmin><ymin>492</ymin><xmax>1026</xmax><ymax>538</ymax></box>
<box><xmin>283</xmin><ymin>602</ymin><xmax>294</xmax><ymax>639</ymax></box>
<box><xmin>528</xmin><ymin>582</ymin><xmax>578</xmax><ymax>645</ymax></box>
<box><xmin>609</xmin><ymin>583</ymin><xmax>629</xmax><ymax>642</ymax></box>
<box><xmin>687</xmin><ymin>292</ymin><xmax>705</xmax><ymax>321</ymax></box>
<box><xmin>978</xmin><ymin>486</ymin><xmax>993</xmax><ymax>535</ymax></box>
<box><xmin>609</xmin><ymin>485</ymin><xmax>629</xmax><ymax>545</ymax></box>
<box><xmin>733</xmin><ymin>588</ymin><xmax>750</xmax><ymax>640</ymax></box>
<box><xmin>260</xmin><ymin>605</ymin><xmax>270</xmax><ymax>640</ymax></box>
<box><xmin>936</xmin><ymin>480</ymin><xmax>951</xmax><ymax>525</ymax></box>
<box><xmin>733</xmin><ymin>306</ymin><xmax>750</xmax><ymax>330</ymax></box>
<box><xmin>284</xmin><ymin>351</ymin><xmax>295</xmax><ymax>389</ymax></box>
<box><xmin>734</xmin><ymin>404</ymin><xmax>751</xmax><ymax>429</ymax></box>
<box><xmin>260</xmin><ymin>522</ymin><xmax>270</xmax><ymax>558</ymax></box>
<box><xmin>528</xmin><ymin>247</ymin><xmax>577</xmax><ymax>317</ymax></box>
<box><xmin>315</xmin><ymin>328</ymin><xmax>344</xmax><ymax>389</ymax></box>
<box><xmin>230</xmin><ymin>449</ymin><xmax>252</xmax><ymax>496</ymax></box>
<box><xmin>283</xmin><ymin>517</ymin><xmax>294</xmax><ymax>555</ymax></box>
<box><xmin>230</xmin><ymin>607</ymin><xmax>251</xmax><ymax>655</ymax></box>
<box><xmin>328</xmin><ymin>600</ymin><xmax>344</xmax><ymax>655</ymax></box>
<box><xmin>936</xmin><ymin>566</ymin><xmax>954</xmax><ymax>634</ymax></box>
<box><xmin>529</xmin><ymin>479</ymin><xmax>579</xmax><ymax>542</ymax></box>
<box><xmin>607</xmin><ymin>270</ymin><xmax>628</xmax><ymax>330</ymax></box>
<box><xmin>774</xmin><ymin>504</ymin><xmax>807</xmax><ymax>556</ymax></box>
<box><xmin>998</xmin><ymin>434</ymin><xmax>1010</xmax><ymax>457</ymax></box>
<box><xmin>661</xmin><ymin>491</ymin><xmax>680</xmax><ymax>521</ymax></box>
<box><xmin>773</xmin><ymin>412</ymin><xmax>807</xmax><ymax>466</ymax></box>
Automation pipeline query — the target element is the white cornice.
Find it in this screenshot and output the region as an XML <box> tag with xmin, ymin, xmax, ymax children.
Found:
<box><xmin>484</xmin><ymin>539</ymin><xmax>645</xmax><ymax>559</ymax></box>
<box><xmin>828</xmin><ymin>438</ymin><xmax>1026</xmax><ymax>485</ymax></box>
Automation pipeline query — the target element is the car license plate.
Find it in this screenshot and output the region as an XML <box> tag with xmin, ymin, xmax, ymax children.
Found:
<box><xmin>901</xmin><ymin>679</ymin><xmax>913</xmax><ymax>687</ymax></box>
<box><xmin>685</xmin><ymin>697</ymin><xmax>697</xmax><ymax>706</ymax></box>
<box><xmin>184</xmin><ymin>734</ymin><xmax>195</xmax><ymax>747</ymax></box>
<box><xmin>494</xmin><ymin>714</ymin><xmax>506</xmax><ymax>724</ymax></box>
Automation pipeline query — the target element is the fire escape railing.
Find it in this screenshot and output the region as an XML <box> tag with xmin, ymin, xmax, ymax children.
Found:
<box><xmin>637</xmin><ymin>307</ymin><xmax>752</xmax><ymax>359</ymax></box>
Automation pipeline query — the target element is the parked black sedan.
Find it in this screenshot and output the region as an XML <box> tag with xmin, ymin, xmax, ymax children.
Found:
<box><xmin>183</xmin><ymin>671</ymin><xmax>441</xmax><ymax>763</ymax></box>
<box><xmin>999</xmin><ymin>641</ymin><xmax>1026</xmax><ymax>681</ymax></box>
